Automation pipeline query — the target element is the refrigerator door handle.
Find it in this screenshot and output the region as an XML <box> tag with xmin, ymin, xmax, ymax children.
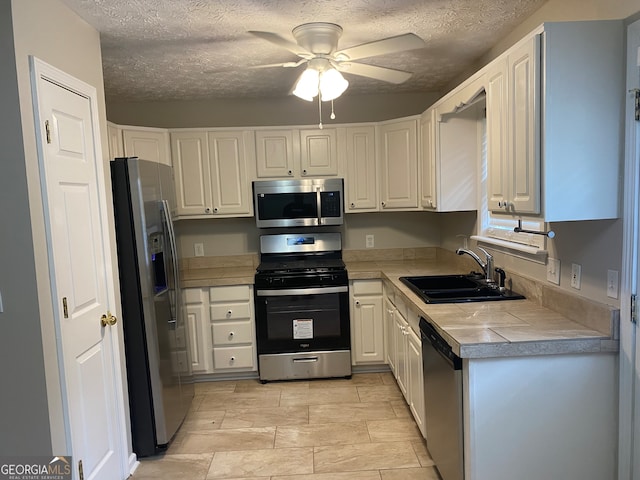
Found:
<box><xmin>161</xmin><ymin>199</ymin><xmax>180</xmax><ymax>323</ymax></box>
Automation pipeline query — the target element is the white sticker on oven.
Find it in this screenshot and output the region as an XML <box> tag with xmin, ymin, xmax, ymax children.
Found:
<box><xmin>293</xmin><ymin>318</ymin><xmax>313</xmax><ymax>339</ymax></box>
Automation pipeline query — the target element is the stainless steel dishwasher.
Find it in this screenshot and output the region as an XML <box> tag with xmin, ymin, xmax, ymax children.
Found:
<box><xmin>420</xmin><ymin>317</ymin><xmax>464</xmax><ymax>480</ymax></box>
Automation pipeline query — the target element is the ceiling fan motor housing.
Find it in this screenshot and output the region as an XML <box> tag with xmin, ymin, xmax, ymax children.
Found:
<box><xmin>292</xmin><ymin>22</ymin><xmax>343</xmax><ymax>55</ymax></box>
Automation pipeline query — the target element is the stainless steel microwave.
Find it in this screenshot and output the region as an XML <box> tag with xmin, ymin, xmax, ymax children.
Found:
<box><xmin>253</xmin><ymin>178</ymin><xmax>344</xmax><ymax>228</ymax></box>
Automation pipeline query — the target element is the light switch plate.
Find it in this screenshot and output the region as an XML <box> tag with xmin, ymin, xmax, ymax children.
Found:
<box><xmin>194</xmin><ymin>243</ymin><xmax>205</xmax><ymax>257</ymax></box>
<box><xmin>607</xmin><ymin>270</ymin><xmax>619</xmax><ymax>299</ymax></box>
<box><xmin>571</xmin><ymin>263</ymin><xmax>582</xmax><ymax>290</ymax></box>
<box><xmin>546</xmin><ymin>258</ymin><xmax>560</xmax><ymax>285</ymax></box>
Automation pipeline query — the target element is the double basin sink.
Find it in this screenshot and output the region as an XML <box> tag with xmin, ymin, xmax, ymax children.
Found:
<box><xmin>400</xmin><ymin>274</ymin><xmax>525</xmax><ymax>304</ymax></box>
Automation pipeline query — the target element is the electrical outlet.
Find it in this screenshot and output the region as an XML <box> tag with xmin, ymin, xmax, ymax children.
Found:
<box><xmin>194</xmin><ymin>243</ymin><xmax>205</xmax><ymax>257</ymax></box>
<box><xmin>607</xmin><ymin>270</ymin><xmax>619</xmax><ymax>299</ymax></box>
<box><xmin>546</xmin><ymin>258</ymin><xmax>560</xmax><ymax>285</ymax></box>
<box><xmin>366</xmin><ymin>234</ymin><xmax>374</xmax><ymax>248</ymax></box>
<box><xmin>570</xmin><ymin>263</ymin><xmax>582</xmax><ymax>289</ymax></box>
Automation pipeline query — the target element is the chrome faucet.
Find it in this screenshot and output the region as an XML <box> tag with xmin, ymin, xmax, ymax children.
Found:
<box><xmin>455</xmin><ymin>247</ymin><xmax>494</xmax><ymax>283</ymax></box>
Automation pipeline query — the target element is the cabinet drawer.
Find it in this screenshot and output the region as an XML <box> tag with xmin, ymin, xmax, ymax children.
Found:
<box><xmin>210</xmin><ymin>303</ymin><xmax>251</xmax><ymax>321</ymax></box>
<box><xmin>211</xmin><ymin>321</ymin><xmax>253</xmax><ymax>345</ymax></box>
<box><xmin>209</xmin><ymin>285</ymin><xmax>251</xmax><ymax>302</ymax></box>
<box><xmin>213</xmin><ymin>345</ymin><xmax>254</xmax><ymax>370</ymax></box>
<box><xmin>351</xmin><ymin>279</ymin><xmax>383</xmax><ymax>295</ymax></box>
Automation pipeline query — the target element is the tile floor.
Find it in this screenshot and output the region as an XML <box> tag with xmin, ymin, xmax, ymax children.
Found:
<box><xmin>130</xmin><ymin>372</ymin><xmax>441</xmax><ymax>480</ymax></box>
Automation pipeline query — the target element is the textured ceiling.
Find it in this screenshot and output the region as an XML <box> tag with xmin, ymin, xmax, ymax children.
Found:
<box><xmin>60</xmin><ymin>0</ymin><xmax>547</xmax><ymax>102</ymax></box>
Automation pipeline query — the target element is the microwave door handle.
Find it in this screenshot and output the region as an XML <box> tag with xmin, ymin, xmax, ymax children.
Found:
<box><xmin>316</xmin><ymin>187</ymin><xmax>321</xmax><ymax>225</ymax></box>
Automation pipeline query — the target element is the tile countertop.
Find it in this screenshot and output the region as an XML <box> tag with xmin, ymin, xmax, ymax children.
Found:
<box><xmin>348</xmin><ymin>259</ymin><xmax>619</xmax><ymax>359</ymax></box>
<box><xmin>180</xmin><ymin>252</ymin><xmax>619</xmax><ymax>359</ymax></box>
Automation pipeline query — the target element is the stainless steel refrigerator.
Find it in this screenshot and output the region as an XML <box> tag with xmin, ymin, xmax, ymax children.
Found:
<box><xmin>110</xmin><ymin>157</ymin><xmax>193</xmax><ymax>457</ymax></box>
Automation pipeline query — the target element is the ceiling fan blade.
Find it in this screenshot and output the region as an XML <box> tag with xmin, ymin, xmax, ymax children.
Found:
<box><xmin>337</xmin><ymin>62</ymin><xmax>413</xmax><ymax>84</ymax></box>
<box><xmin>248</xmin><ymin>31</ymin><xmax>313</xmax><ymax>58</ymax></box>
<box><xmin>335</xmin><ymin>33</ymin><xmax>425</xmax><ymax>61</ymax></box>
<box><xmin>249</xmin><ymin>60</ymin><xmax>307</xmax><ymax>69</ymax></box>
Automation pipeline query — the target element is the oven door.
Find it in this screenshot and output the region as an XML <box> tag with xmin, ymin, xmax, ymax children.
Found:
<box><xmin>255</xmin><ymin>285</ymin><xmax>350</xmax><ymax>354</ymax></box>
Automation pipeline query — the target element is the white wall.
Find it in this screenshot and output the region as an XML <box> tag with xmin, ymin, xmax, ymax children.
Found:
<box><xmin>7</xmin><ymin>0</ymin><xmax>122</xmax><ymax>455</ymax></box>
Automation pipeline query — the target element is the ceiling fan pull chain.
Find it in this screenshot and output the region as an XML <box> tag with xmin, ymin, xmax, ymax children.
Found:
<box><xmin>330</xmin><ymin>100</ymin><xmax>336</xmax><ymax>120</ymax></box>
<box><xmin>318</xmin><ymin>95</ymin><xmax>323</xmax><ymax>129</ymax></box>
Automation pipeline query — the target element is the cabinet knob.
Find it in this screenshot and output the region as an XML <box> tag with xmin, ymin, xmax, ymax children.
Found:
<box><xmin>227</xmin><ymin>309</ymin><xmax>232</xmax><ymax>317</ymax></box>
<box><xmin>229</xmin><ymin>331</ymin><xmax>235</xmax><ymax>337</ymax></box>
<box><xmin>350</xmin><ymin>202</ymin><xmax>355</xmax><ymax>208</ymax></box>
<box><xmin>288</xmin><ymin>170</ymin><xmax>293</xmax><ymax>176</ymax></box>
<box><xmin>355</xmin><ymin>301</ymin><xmax>361</xmax><ymax>306</ymax></box>
<box><xmin>302</xmin><ymin>169</ymin><xmax>307</xmax><ymax>175</ymax></box>
<box><xmin>381</xmin><ymin>201</ymin><xmax>386</xmax><ymax>208</ymax></box>
<box><xmin>213</xmin><ymin>207</ymin><xmax>219</xmax><ymax>213</ymax></box>
<box><xmin>205</xmin><ymin>207</ymin><xmax>211</xmax><ymax>213</ymax></box>
<box><xmin>230</xmin><ymin>356</ymin><xmax>236</xmax><ymax>362</ymax></box>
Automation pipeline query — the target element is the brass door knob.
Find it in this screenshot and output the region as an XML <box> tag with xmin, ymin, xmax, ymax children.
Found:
<box><xmin>101</xmin><ymin>311</ymin><xmax>117</xmax><ymax>327</ymax></box>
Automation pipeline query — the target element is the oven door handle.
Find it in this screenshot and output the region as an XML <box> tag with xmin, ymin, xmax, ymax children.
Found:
<box><xmin>256</xmin><ymin>286</ymin><xmax>348</xmax><ymax>296</ymax></box>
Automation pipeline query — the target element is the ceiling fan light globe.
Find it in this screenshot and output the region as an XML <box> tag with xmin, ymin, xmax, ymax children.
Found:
<box><xmin>293</xmin><ymin>68</ymin><xmax>320</xmax><ymax>101</ymax></box>
<box><xmin>320</xmin><ymin>68</ymin><xmax>349</xmax><ymax>101</ymax></box>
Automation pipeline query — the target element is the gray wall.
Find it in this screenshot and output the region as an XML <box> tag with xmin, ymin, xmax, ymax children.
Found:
<box><xmin>0</xmin><ymin>1</ymin><xmax>51</xmax><ymax>456</ymax></box>
<box><xmin>107</xmin><ymin>91</ymin><xmax>441</xmax><ymax>128</ymax></box>
<box><xmin>7</xmin><ymin>0</ymin><xmax>124</xmax><ymax>456</ymax></box>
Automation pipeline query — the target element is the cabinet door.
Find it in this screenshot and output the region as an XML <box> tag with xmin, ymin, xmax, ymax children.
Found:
<box><xmin>207</xmin><ymin>131</ymin><xmax>253</xmax><ymax>216</ymax></box>
<box><xmin>394</xmin><ymin>313</ymin><xmax>409</xmax><ymax>398</ymax></box>
<box><xmin>352</xmin><ymin>293</ymin><xmax>384</xmax><ymax>364</ymax></box>
<box><xmin>407</xmin><ymin>327</ymin><xmax>425</xmax><ymax>437</ymax></box>
<box><xmin>123</xmin><ymin>128</ymin><xmax>171</xmax><ymax>166</ymax></box>
<box><xmin>420</xmin><ymin>110</ymin><xmax>436</xmax><ymax>209</ymax></box>
<box><xmin>379</xmin><ymin>119</ymin><xmax>419</xmax><ymax>210</ymax></box>
<box><xmin>255</xmin><ymin>129</ymin><xmax>296</xmax><ymax>178</ymax></box>
<box><xmin>171</xmin><ymin>131</ymin><xmax>213</xmax><ymax>216</ymax></box>
<box><xmin>300</xmin><ymin>128</ymin><xmax>338</xmax><ymax>177</ymax></box>
<box><xmin>384</xmin><ymin>297</ymin><xmax>396</xmax><ymax>373</ymax></box>
<box><xmin>107</xmin><ymin>123</ymin><xmax>124</xmax><ymax>160</ymax></box>
<box><xmin>486</xmin><ymin>59</ymin><xmax>509</xmax><ymax>212</ymax></box>
<box><xmin>508</xmin><ymin>35</ymin><xmax>540</xmax><ymax>214</ymax></box>
<box><xmin>184</xmin><ymin>288</ymin><xmax>211</xmax><ymax>374</ymax></box>
<box><xmin>345</xmin><ymin>126</ymin><xmax>378</xmax><ymax>212</ymax></box>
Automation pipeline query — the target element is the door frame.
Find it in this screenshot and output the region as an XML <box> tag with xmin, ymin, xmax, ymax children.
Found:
<box><xmin>619</xmin><ymin>18</ymin><xmax>640</xmax><ymax>480</ymax></box>
<box><xmin>29</xmin><ymin>56</ymin><xmax>132</xmax><ymax>478</ymax></box>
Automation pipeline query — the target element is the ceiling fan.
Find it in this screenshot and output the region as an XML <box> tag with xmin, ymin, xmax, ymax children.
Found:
<box><xmin>249</xmin><ymin>23</ymin><xmax>425</xmax><ymax>102</ymax></box>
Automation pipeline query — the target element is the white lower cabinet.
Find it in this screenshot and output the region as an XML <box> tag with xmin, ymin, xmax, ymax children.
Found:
<box><xmin>350</xmin><ymin>280</ymin><xmax>385</xmax><ymax>365</ymax></box>
<box><xmin>384</xmin><ymin>286</ymin><xmax>426</xmax><ymax>438</ymax></box>
<box><xmin>184</xmin><ymin>285</ymin><xmax>257</xmax><ymax>376</ymax></box>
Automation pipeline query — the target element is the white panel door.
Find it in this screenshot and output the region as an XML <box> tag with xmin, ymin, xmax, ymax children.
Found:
<box><xmin>379</xmin><ymin>119</ymin><xmax>418</xmax><ymax>210</ymax></box>
<box><xmin>300</xmin><ymin>128</ymin><xmax>338</xmax><ymax>176</ymax></box>
<box><xmin>171</xmin><ymin>131</ymin><xmax>212</xmax><ymax>216</ymax></box>
<box><xmin>123</xmin><ymin>128</ymin><xmax>170</xmax><ymax>165</ymax></box>
<box><xmin>345</xmin><ymin>126</ymin><xmax>377</xmax><ymax>212</ymax></box>
<box><xmin>34</xmin><ymin>65</ymin><xmax>125</xmax><ymax>480</ymax></box>
<box><xmin>255</xmin><ymin>129</ymin><xmax>296</xmax><ymax>178</ymax></box>
<box><xmin>207</xmin><ymin>131</ymin><xmax>252</xmax><ymax>215</ymax></box>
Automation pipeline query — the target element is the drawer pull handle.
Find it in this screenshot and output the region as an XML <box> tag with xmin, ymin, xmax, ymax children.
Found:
<box><xmin>293</xmin><ymin>357</ymin><xmax>319</xmax><ymax>363</ymax></box>
<box><xmin>227</xmin><ymin>310</ymin><xmax>232</xmax><ymax>317</ymax></box>
<box><xmin>230</xmin><ymin>356</ymin><xmax>236</xmax><ymax>362</ymax></box>
<box><xmin>229</xmin><ymin>332</ymin><xmax>235</xmax><ymax>337</ymax></box>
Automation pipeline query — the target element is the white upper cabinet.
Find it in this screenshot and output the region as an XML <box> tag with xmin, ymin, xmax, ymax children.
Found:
<box><xmin>345</xmin><ymin>125</ymin><xmax>378</xmax><ymax>212</ymax></box>
<box><xmin>254</xmin><ymin>128</ymin><xmax>338</xmax><ymax>179</ymax></box>
<box><xmin>487</xmin><ymin>36</ymin><xmax>540</xmax><ymax>215</ymax></box>
<box><xmin>122</xmin><ymin>127</ymin><xmax>171</xmax><ymax>166</ymax></box>
<box><xmin>171</xmin><ymin>130</ymin><xmax>254</xmax><ymax>218</ymax></box>
<box><xmin>485</xmin><ymin>20</ymin><xmax>624</xmax><ymax>221</ymax></box>
<box><xmin>423</xmin><ymin>73</ymin><xmax>484</xmax><ymax>212</ymax></box>
<box><xmin>299</xmin><ymin>128</ymin><xmax>338</xmax><ymax>177</ymax></box>
<box><xmin>379</xmin><ymin>117</ymin><xmax>419</xmax><ymax>210</ymax></box>
<box><xmin>107</xmin><ymin>122</ymin><xmax>124</xmax><ymax>160</ymax></box>
<box><xmin>255</xmin><ymin>129</ymin><xmax>297</xmax><ymax>178</ymax></box>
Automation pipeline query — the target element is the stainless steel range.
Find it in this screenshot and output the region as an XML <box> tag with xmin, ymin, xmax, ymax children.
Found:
<box><xmin>254</xmin><ymin>232</ymin><xmax>351</xmax><ymax>382</ymax></box>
